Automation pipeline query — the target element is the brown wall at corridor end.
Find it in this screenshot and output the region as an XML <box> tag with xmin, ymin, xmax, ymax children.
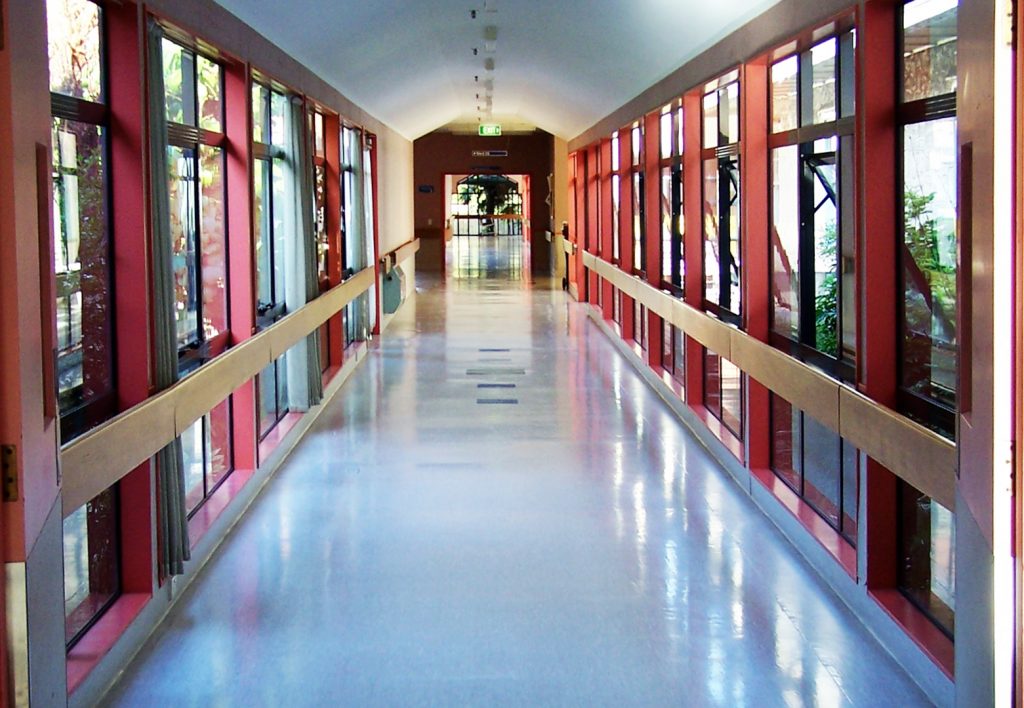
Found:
<box><xmin>413</xmin><ymin>130</ymin><xmax>554</xmax><ymax>273</ymax></box>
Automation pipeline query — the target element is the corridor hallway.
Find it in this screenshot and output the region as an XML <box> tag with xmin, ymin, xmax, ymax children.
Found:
<box><xmin>103</xmin><ymin>254</ymin><xmax>929</xmax><ymax>706</ymax></box>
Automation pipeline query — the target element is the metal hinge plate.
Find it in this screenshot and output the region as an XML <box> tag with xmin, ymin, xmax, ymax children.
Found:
<box><xmin>2</xmin><ymin>444</ymin><xmax>17</xmax><ymax>502</ymax></box>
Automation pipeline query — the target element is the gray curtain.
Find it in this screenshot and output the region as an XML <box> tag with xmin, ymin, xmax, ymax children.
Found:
<box><xmin>283</xmin><ymin>97</ymin><xmax>323</xmax><ymax>410</ymax></box>
<box><xmin>147</xmin><ymin>20</ymin><xmax>190</xmax><ymax>576</ymax></box>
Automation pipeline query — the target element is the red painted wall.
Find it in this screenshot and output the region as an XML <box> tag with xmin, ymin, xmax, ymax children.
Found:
<box><xmin>413</xmin><ymin>130</ymin><xmax>554</xmax><ymax>273</ymax></box>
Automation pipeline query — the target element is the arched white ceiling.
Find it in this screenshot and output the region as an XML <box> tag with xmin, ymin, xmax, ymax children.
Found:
<box><xmin>212</xmin><ymin>0</ymin><xmax>781</xmax><ymax>140</ymax></box>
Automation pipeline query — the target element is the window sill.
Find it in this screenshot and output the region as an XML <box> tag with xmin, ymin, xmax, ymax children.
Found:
<box><xmin>871</xmin><ymin>588</ymin><xmax>954</xmax><ymax>679</ymax></box>
<box><xmin>690</xmin><ymin>404</ymin><xmax>744</xmax><ymax>462</ymax></box>
<box><xmin>67</xmin><ymin>593</ymin><xmax>149</xmax><ymax>696</ymax></box>
<box><xmin>750</xmin><ymin>467</ymin><xmax>857</xmax><ymax>579</ymax></box>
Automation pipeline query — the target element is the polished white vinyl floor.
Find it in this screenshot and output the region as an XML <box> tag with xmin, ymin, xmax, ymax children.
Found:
<box><xmin>103</xmin><ymin>238</ymin><xmax>930</xmax><ymax>706</ymax></box>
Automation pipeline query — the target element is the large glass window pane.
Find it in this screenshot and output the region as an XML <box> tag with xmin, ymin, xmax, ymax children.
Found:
<box><xmin>660</xmin><ymin>166</ymin><xmax>673</xmax><ymax>280</ymax></box>
<box><xmin>47</xmin><ymin>0</ymin><xmax>103</xmax><ymax>103</ymax></box>
<box><xmin>704</xmin><ymin>350</ymin><xmax>721</xmax><ymax>418</ymax></box>
<box><xmin>702</xmin><ymin>92</ymin><xmax>717</xmax><ymax>148</ymax></box>
<box><xmin>808</xmin><ymin>38</ymin><xmax>837</xmax><ymax>125</ymax></box>
<box><xmin>197</xmin><ymin>55</ymin><xmax>222</xmax><ymax>132</ymax></box>
<box><xmin>208</xmin><ymin>398</ymin><xmax>233</xmax><ymax>490</ymax></box>
<box><xmin>252</xmin><ymin>84</ymin><xmax>268</xmax><ymax>144</ymax></box>
<box><xmin>727</xmin><ymin>160</ymin><xmax>741</xmax><ymax>313</ymax></box>
<box><xmin>315</xmin><ymin>164</ymin><xmax>328</xmax><ymax>279</ymax></box>
<box><xmin>632</xmin><ymin>171</ymin><xmax>643</xmax><ymax>271</ymax></box>
<box><xmin>611</xmin><ymin>174</ymin><xmax>621</xmax><ymax>262</ymax></box>
<box><xmin>770</xmin><ymin>395</ymin><xmax>801</xmax><ymax>492</ymax></box>
<box><xmin>902</xmin><ymin>117</ymin><xmax>957</xmax><ymax>407</ymax></box>
<box><xmin>662</xmin><ymin>321</ymin><xmax>674</xmax><ymax>374</ymax></box>
<box><xmin>771</xmin><ymin>394</ymin><xmax>860</xmax><ymax>541</ymax></box>
<box><xmin>771</xmin><ymin>145</ymin><xmax>800</xmax><ymax>340</ymax></box>
<box><xmin>199</xmin><ymin>145</ymin><xmax>227</xmax><ymax>338</ymax></box>
<box><xmin>254</xmin><ymin>158</ymin><xmax>272</xmax><ymax>308</ymax></box>
<box><xmin>270</xmin><ymin>91</ymin><xmax>288</xmax><ymax>148</ymax></box>
<box><xmin>162</xmin><ymin>39</ymin><xmax>195</xmax><ymax>126</ymax></box>
<box><xmin>703</xmin><ymin>158</ymin><xmax>720</xmax><ymax>306</ymax></box>
<box><xmin>660</xmin><ymin>110</ymin><xmax>672</xmax><ymax>160</ymax></box>
<box><xmin>314</xmin><ymin>112</ymin><xmax>325</xmax><ymax>156</ymax></box>
<box><xmin>801</xmin><ymin>413</ymin><xmax>841</xmax><ymax>527</ymax></box>
<box><xmin>63</xmin><ymin>488</ymin><xmax>118</xmax><ymax>644</ymax></box>
<box><xmin>903</xmin><ymin>0</ymin><xmax>958</xmax><ymax>103</ymax></box>
<box><xmin>810</xmin><ymin>142</ymin><xmax>839</xmax><ymax>356</ymax></box>
<box><xmin>840</xmin><ymin>135</ymin><xmax>857</xmax><ymax>362</ymax></box>
<box><xmin>258</xmin><ymin>362</ymin><xmax>278</xmax><ymax>438</ymax></box>
<box><xmin>272</xmin><ymin>154</ymin><xmax>288</xmax><ymax>306</ymax></box>
<box><xmin>673</xmin><ymin>327</ymin><xmax>685</xmax><ymax>384</ymax></box>
<box><xmin>899</xmin><ymin>485</ymin><xmax>955</xmax><ymax>636</ymax></box>
<box><xmin>51</xmin><ymin>118</ymin><xmax>113</xmax><ymax>417</ymax></box>
<box><xmin>720</xmin><ymin>357</ymin><xmax>743</xmax><ymax>439</ymax></box>
<box><xmin>721</xmin><ymin>83</ymin><xmax>739</xmax><ymax>144</ymax></box>
<box><xmin>182</xmin><ymin>416</ymin><xmax>205</xmax><ymax>513</ymax></box>
<box><xmin>168</xmin><ymin>145</ymin><xmax>199</xmax><ymax>347</ymax></box>
<box><xmin>772</xmin><ymin>56</ymin><xmax>798</xmax><ymax>133</ymax></box>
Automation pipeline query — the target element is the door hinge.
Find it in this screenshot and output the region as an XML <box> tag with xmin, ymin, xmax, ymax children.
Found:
<box><xmin>2</xmin><ymin>445</ymin><xmax>17</xmax><ymax>502</ymax></box>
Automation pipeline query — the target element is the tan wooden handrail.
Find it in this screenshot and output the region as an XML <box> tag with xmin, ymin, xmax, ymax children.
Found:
<box><xmin>581</xmin><ymin>251</ymin><xmax>956</xmax><ymax>509</ymax></box>
<box><xmin>61</xmin><ymin>266</ymin><xmax>377</xmax><ymax>516</ymax></box>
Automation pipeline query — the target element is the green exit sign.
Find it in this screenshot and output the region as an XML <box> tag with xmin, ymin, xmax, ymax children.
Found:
<box><xmin>478</xmin><ymin>124</ymin><xmax>502</xmax><ymax>137</ymax></box>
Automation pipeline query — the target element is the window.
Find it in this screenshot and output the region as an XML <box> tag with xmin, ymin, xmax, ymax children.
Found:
<box><xmin>163</xmin><ymin>38</ymin><xmax>228</xmax><ymax>372</ymax></box>
<box><xmin>630</xmin><ymin>122</ymin><xmax>646</xmax><ymax>273</ymax></box>
<box><xmin>588</xmin><ymin>145</ymin><xmax>601</xmax><ymax>253</ymax></box>
<box><xmin>252</xmin><ymin>81</ymin><xmax>290</xmax><ymax>437</ymax></box>
<box><xmin>896</xmin><ymin>0</ymin><xmax>958</xmax><ymax>639</ymax></box>
<box><xmin>450</xmin><ymin>175</ymin><xmax>523</xmax><ymax>236</ymax></box>
<box><xmin>342</xmin><ymin>126</ymin><xmax>370</xmax><ymax>347</ymax></box>
<box><xmin>48</xmin><ymin>0</ymin><xmax>122</xmax><ymax>650</ymax></box>
<box><xmin>62</xmin><ymin>488</ymin><xmax>119</xmax><ymax>647</ymax></box>
<box><xmin>48</xmin><ymin>0</ymin><xmax>116</xmax><ymax>442</ymax></box>
<box><xmin>899</xmin><ymin>0</ymin><xmax>958</xmax><ymax>434</ymax></box>
<box><xmin>702</xmin><ymin>71</ymin><xmax>741</xmax><ymax>323</ymax></box>
<box><xmin>704</xmin><ymin>349</ymin><xmax>743</xmax><ymax>440</ymax></box>
<box><xmin>182</xmin><ymin>398</ymin><xmax>233</xmax><ymax>515</ymax></box>
<box><xmin>771</xmin><ymin>394</ymin><xmax>858</xmax><ymax>543</ymax></box>
<box><xmin>610</xmin><ymin>132</ymin><xmax>621</xmax><ymax>263</ymax></box>
<box><xmin>770</xmin><ymin>30</ymin><xmax>856</xmax><ymax>379</ymax></box>
<box><xmin>662</xmin><ymin>322</ymin><xmax>685</xmax><ymax>386</ymax></box>
<box><xmin>310</xmin><ymin>108</ymin><xmax>332</xmax><ymax>373</ymax></box>
<box><xmin>660</xmin><ymin>103</ymin><xmax>684</xmax><ymax>293</ymax></box>
<box><xmin>311</xmin><ymin>109</ymin><xmax>329</xmax><ymax>282</ymax></box>
<box><xmin>613</xmin><ymin>289</ymin><xmax>621</xmax><ymax>324</ymax></box>
<box><xmin>897</xmin><ymin>483</ymin><xmax>955</xmax><ymax>637</ymax></box>
<box><xmin>634</xmin><ymin>300</ymin><xmax>647</xmax><ymax>350</ymax></box>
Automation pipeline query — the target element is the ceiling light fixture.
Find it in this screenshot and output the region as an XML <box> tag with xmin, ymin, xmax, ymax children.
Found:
<box><xmin>484</xmin><ymin>58</ymin><xmax>495</xmax><ymax>71</ymax></box>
